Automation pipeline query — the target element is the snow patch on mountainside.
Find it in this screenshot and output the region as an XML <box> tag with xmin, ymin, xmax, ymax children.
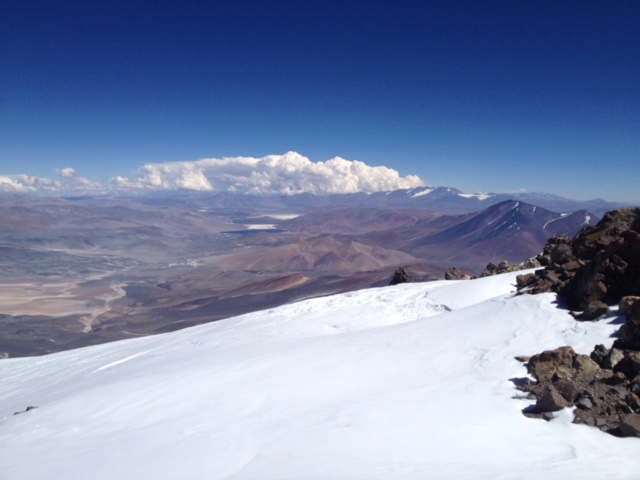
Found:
<box><xmin>543</xmin><ymin>213</ymin><xmax>570</xmax><ymax>230</ymax></box>
<box><xmin>1</xmin><ymin>271</ymin><xmax>638</xmax><ymax>479</ymax></box>
<box><xmin>410</xmin><ymin>187</ymin><xmax>435</xmax><ymax>198</ymax></box>
<box><xmin>458</xmin><ymin>193</ymin><xmax>495</xmax><ymax>200</ymax></box>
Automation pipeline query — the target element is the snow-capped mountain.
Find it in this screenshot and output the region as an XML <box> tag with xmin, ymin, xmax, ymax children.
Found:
<box><xmin>2</xmin><ymin>271</ymin><xmax>638</xmax><ymax>479</ymax></box>
<box><xmin>285</xmin><ymin>200</ymin><xmax>598</xmax><ymax>273</ymax></box>
<box><xmin>371</xmin><ymin>186</ymin><xmax>630</xmax><ymax>215</ymax></box>
<box><xmin>401</xmin><ymin>200</ymin><xmax>596</xmax><ymax>270</ymax></box>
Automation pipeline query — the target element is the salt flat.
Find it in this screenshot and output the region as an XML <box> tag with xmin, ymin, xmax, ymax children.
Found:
<box><xmin>0</xmin><ymin>278</ymin><xmax>125</xmax><ymax>319</ymax></box>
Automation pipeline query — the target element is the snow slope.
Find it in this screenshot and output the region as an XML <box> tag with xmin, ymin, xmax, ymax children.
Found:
<box><xmin>1</xmin><ymin>271</ymin><xmax>639</xmax><ymax>479</ymax></box>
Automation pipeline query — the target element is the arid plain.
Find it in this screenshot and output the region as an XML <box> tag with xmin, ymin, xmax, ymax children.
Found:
<box><xmin>1</xmin><ymin>194</ymin><xmax>444</xmax><ymax>357</ymax></box>
<box><xmin>1</xmin><ymin>189</ymin><xmax>604</xmax><ymax>357</ymax></box>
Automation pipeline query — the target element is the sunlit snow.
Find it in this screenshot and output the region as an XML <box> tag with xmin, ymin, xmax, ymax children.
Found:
<box><xmin>410</xmin><ymin>187</ymin><xmax>435</xmax><ymax>198</ymax></box>
<box><xmin>458</xmin><ymin>193</ymin><xmax>495</xmax><ymax>200</ymax></box>
<box><xmin>1</xmin><ymin>271</ymin><xmax>638</xmax><ymax>479</ymax></box>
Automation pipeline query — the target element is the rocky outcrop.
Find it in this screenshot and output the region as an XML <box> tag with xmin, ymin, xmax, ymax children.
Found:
<box><xmin>480</xmin><ymin>259</ymin><xmax>541</xmax><ymax>278</ymax></box>
<box><xmin>517</xmin><ymin>331</ymin><xmax>640</xmax><ymax>437</ymax></box>
<box><xmin>517</xmin><ymin>207</ymin><xmax>640</xmax><ymax>319</ymax></box>
<box><xmin>513</xmin><ymin>208</ymin><xmax>640</xmax><ymax>437</ymax></box>
<box><xmin>444</xmin><ymin>267</ymin><xmax>474</xmax><ymax>280</ymax></box>
<box><xmin>614</xmin><ymin>296</ymin><xmax>640</xmax><ymax>351</ymax></box>
<box><xmin>389</xmin><ymin>267</ymin><xmax>414</xmax><ymax>285</ymax></box>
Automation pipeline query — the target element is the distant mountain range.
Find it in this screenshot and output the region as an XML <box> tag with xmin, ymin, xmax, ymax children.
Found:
<box><xmin>140</xmin><ymin>185</ymin><xmax>630</xmax><ymax>216</ymax></box>
<box><xmin>2</xmin><ymin>184</ymin><xmax>632</xmax><ymax>215</ymax></box>
<box><xmin>378</xmin><ymin>186</ymin><xmax>630</xmax><ymax>216</ymax></box>
<box><xmin>280</xmin><ymin>199</ymin><xmax>598</xmax><ymax>272</ymax></box>
<box><xmin>0</xmin><ymin>188</ymin><xmax>627</xmax><ymax>356</ymax></box>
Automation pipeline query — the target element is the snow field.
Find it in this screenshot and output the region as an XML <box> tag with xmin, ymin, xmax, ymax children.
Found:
<box><xmin>1</xmin><ymin>271</ymin><xmax>639</xmax><ymax>479</ymax></box>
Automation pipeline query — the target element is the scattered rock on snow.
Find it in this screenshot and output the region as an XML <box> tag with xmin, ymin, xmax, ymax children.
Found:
<box><xmin>536</xmin><ymin>384</ymin><xmax>573</xmax><ymax>412</ymax></box>
<box><xmin>511</xmin><ymin>208</ymin><xmax>640</xmax><ymax>438</ymax></box>
<box><xmin>389</xmin><ymin>267</ymin><xmax>414</xmax><ymax>285</ymax></box>
<box><xmin>480</xmin><ymin>259</ymin><xmax>540</xmax><ymax>278</ymax></box>
<box><xmin>444</xmin><ymin>267</ymin><xmax>473</xmax><ymax>280</ymax></box>
<box><xmin>576</xmin><ymin>300</ymin><xmax>609</xmax><ymax>321</ymax></box>
<box><xmin>517</xmin><ymin>343</ymin><xmax>640</xmax><ymax>437</ymax></box>
<box><xmin>13</xmin><ymin>406</ymin><xmax>37</xmax><ymax>416</ymax></box>
<box><xmin>527</xmin><ymin>346</ymin><xmax>577</xmax><ymax>383</ymax></box>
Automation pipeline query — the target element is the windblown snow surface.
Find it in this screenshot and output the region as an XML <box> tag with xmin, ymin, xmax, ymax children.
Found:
<box><xmin>1</xmin><ymin>271</ymin><xmax>639</xmax><ymax>479</ymax></box>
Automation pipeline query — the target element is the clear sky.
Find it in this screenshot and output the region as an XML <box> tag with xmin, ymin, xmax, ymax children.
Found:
<box><xmin>1</xmin><ymin>1</ymin><xmax>639</xmax><ymax>201</ymax></box>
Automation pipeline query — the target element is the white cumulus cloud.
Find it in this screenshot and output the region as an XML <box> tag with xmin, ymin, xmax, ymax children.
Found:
<box><xmin>1</xmin><ymin>153</ymin><xmax>426</xmax><ymax>196</ymax></box>
<box><xmin>116</xmin><ymin>152</ymin><xmax>425</xmax><ymax>194</ymax></box>
<box><xmin>0</xmin><ymin>172</ymin><xmax>103</xmax><ymax>194</ymax></box>
<box><xmin>58</xmin><ymin>167</ymin><xmax>76</xmax><ymax>178</ymax></box>
<box><xmin>0</xmin><ymin>174</ymin><xmax>60</xmax><ymax>192</ymax></box>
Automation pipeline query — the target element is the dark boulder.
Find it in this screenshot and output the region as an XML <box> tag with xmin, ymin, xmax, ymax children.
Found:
<box><xmin>389</xmin><ymin>267</ymin><xmax>414</xmax><ymax>285</ymax></box>
<box><xmin>444</xmin><ymin>267</ymin><xmax>472</xmax><ymax>280</ymax></box>
<box><xmin>577</xmin><ymin>300</ymin><xmax>609</xmax><ymax>321</ymax></box>
<box><xmin>536</xmin><ymin>384</ymin><xmax>573</xmax><ymax>412</ymax></box>
<box><xmin>481</xmin><ymin>259</ymin><xmax>538</xmax><ymax>278</ymax></box>
<box><xmin>620</xmin><ymin>296</ymin><xmax>640</xmax><ymax>320</ymax></box>
<box><xmin>590</xmin><ymin>344</ymin><xmax>609</xmax><ymax>367</ymax></box>
<box><xmin>618</xmin><ymin>414</ymin><xmax>640</xmax><ymax>437</ymax></box>
<box><xmin>615</xmin><ymin>319</ymin><xmax>640</xmax><ymax>351</ymax></box>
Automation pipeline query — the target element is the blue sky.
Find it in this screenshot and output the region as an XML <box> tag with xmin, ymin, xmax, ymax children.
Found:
<box><xmin>1</xmin><ymin>1</ymin><xmax>639</xmax><ymax>201</ymax></box>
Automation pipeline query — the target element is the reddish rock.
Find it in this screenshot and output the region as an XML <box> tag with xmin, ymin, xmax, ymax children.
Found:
<box><xmin>603</xmin><ymin>371</ymin><xmax>628</xmax><ymax>386</ymax></box>
<box><xmin>618</xmin><ymin>414</ymin><xmax>640</xmax><ymax>437</ymax></box>
<box><xmin>527</xmin><ymin>347</ymin><xmax>576</xmax><ymax>383</ymax></box>
<box><xmin>537</xmin><ymin>384</ymin><xmax>573</xmax><ymax>412</ymax></box>
<box><xmin>551</xmin><ymin>379</ymin><xmax>582</xmax><ymax>403</ymax></box>
<box><xmin>620</xmin><ymin>296</ymin><xmax>640</xmax><ymax>320</ymax></box>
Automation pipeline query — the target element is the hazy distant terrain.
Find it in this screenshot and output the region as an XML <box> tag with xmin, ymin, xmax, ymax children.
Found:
<box><xmin>0</xmin><ymin>188</ymin><xmax>613</xmax><ymax>356</ymax></box>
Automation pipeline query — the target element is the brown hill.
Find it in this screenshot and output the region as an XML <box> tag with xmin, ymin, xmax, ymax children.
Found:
<box><xmin>216</xmin><ymin>235</ymin><xmax>422</xmax><ymax>273</ymax></box>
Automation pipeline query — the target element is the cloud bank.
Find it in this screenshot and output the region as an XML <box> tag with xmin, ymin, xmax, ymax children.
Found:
<box><xmin>0</xmin><ymin>168</ymin><xmax>103</xmax><ymax>194</ymax></box>
<box><xmin>1</xmin><ymin>153</ymin><xmax>426</xmax><ymax>195</ymax></box>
